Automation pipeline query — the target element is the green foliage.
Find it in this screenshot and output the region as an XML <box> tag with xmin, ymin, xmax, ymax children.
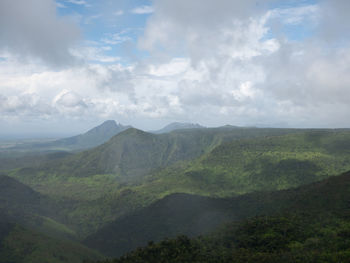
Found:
<box><xmin>85</xmin><ymin>170</ymin><xmax>350</xmax><ymax>257</ymax></box>
<box><xmin>93</xmin><ymin>212</ymin><xmax>350</xmax><ymax>263</ymax></box>
<box><xmin>94</xmin><ymin>191</ymin><xmax>350</xmax><ymax>263</ymax></box>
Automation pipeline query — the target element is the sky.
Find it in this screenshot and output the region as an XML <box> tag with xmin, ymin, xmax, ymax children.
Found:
<box><xmin>0</xmin><ymin>0</ymin><xmax>350</xmax><ymax>138</ymax></box>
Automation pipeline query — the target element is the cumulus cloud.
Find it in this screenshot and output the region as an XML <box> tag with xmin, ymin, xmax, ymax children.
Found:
<box><xmin>0</xmin><ymin>0</ymin><xmax>80</xmax><ymax>67</ymax></box>
<box><xmin>1</xmin><ymin>0</ymin><xmax>350</xmax><ymax>134</ymax></box>
<box><xmin>134</xmin><ymin>0</ymin><xmax>350</xmax><ymax>127</ymax></box>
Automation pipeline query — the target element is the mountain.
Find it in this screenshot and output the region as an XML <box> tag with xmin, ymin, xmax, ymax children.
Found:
<box><xmin>151</xmin><ymin>122</ymin><xmax>205</xmax><ymax>134</ymax></box>
<box><xmin>22</xmin><ymin>127</ymin><xmax>307</xmax><ymax>179</ymax></box>
<box><xmin>86</xmin><ymin>170</ymin><xmax>350</xmax><ymax>258</ymax></box>
<box><xmin>10</xmin><ymin>120</ymin><xmax>131</xmax><ymax>152</ymax></box>
<box><xmin>7</xmin><ymin>127</ymin><xmax>308</xmax><ymax>237</ymax></box>
<box><xmin>10</xmin><ymin>128</ymin><xmax>350</xmax><ymax>239</ymax></box>
<box><xmin>52</xmin><ymin>120</ymin><xmax>131</xmax><ymax>150</ymax></box>
<box><xmin>4</xmin><ymin>128</ymin><xmax>350</xmax><ymax>262</ymax></box>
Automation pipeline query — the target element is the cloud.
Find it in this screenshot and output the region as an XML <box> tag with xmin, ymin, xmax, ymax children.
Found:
<box><xmin>318</xmin><ymin>0</ymin><xmax>350</xmax><ymax>42</ymax></box>
<box><xmin>64</xmin><ymin>0</ymin><xmax>90</xmax><ymax>7</ymax></box>
<box><xmin>56</xmin><ymin>2</ymin><xmax>67</xmax><ymax>8</ymax></box>
<box><xmin>0</xmin><ymin>0</ymin><xmax>80</xmax><ymax>67</ymax></box>
<box><xmin>131</xmin><ymin>5</ymin><xmax>154</xmax><ymax>15</ymax></box>
<box><xmin>135</xmin><ymin>0</ymin><xmax>350</xmax><ymax>127</ymax></box>
<box><xmin>0</xmin><ymin>93</ymin><xmax>54</xmax><ymax>117</ymax></box>
<box><xmin>267</xmin><ymin>4</ymin><xmax>319</xmax><ymax>26</ymax></box>
<box><xmin>101</xmin><ymin>30</ymin><xmax>132</xmax><ymax>45</ymax></box>
<box><xmin>114</xmin><ymin>10</ymin><xmax>124</xmax><ymax>16</ymax></box>
<box><xmin>2</xmin><ymin>0</ymin><xmax>350</xmax><ymax>133</ymax></box>
<box><xmin>84</xmin><ymin>14</ymin><xmax>102</xmax><ymax>24</ymax></box>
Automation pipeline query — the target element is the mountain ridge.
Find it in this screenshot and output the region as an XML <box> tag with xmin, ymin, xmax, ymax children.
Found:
<box><xmin>151</xmin><ymin>122</ymin><xmax>205</xmax><ymax>134</ymax></box>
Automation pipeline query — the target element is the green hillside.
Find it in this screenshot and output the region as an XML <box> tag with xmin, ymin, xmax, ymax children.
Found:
<box><xmin>7</xmin><ymin>127</ymin><xmax>307</xmax><ymax>236</ymax></box>
<box><xmin>0</xmin><ymin>222</ymin><xmax>102</xmax><ymax>263</ymax></box>
<box><xmin>23</xmin><ymin>126</ymin><xmax>304</xmax><ymax>179</ymax></box>
<box><xmin>93</xmin><ymin>170</ymin><xmax>350</xmax><ymax>262</ymax></box>
<box><xmin>8</xmin><ymin>128</ymin><xmax>350</xmax><ymax>238</ymax></box>
<box><xmin>0</xmin><ymin>175</ymin><xmax>80</xmax><ymax>241</ymax></box>
<box><xmin>142</xmin><ymin>130</ymin><xmax>350</xmax><ymax>197</ymax></box>
<box><xmin>0</xmin><ymin>176</ymin><xmax>103</xmax><ymax>263</ymax></box>
<box><xmin>3</xmin><ymin>127</ymin><xmax>350</xmax><ymax>262</ymax></box>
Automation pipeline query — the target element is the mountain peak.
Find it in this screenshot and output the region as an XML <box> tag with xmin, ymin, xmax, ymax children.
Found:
<box><xmin>85</xmin><ymin>120</ymin><xmax>129</xmax><ymax>135</ymax></box>
<box><xmin>90</xmin><ymin>120</ymin><xmax>118</xmax><ymax>132</ymax></box>
<box><xmin>101</xmin><ymin>120</ymin><xmax>117</xmax><ymax>126</ymax></box>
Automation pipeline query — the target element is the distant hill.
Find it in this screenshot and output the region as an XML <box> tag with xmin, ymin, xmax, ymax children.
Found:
<box><xmin>10</xmin><ymin>120</ymin><xmax>131</xmax><ymax>152</ymax></box>
<box><xmin>51</xmin><ymin>120</ymin><xmax>131</xmax><ymax>150</ymax></box>
<box><xmin>151</xmin><ymin>122</ymin><xmax>205</xmax><ymax>134</ymax></box>
<box><xmin>85</xmin><ymin>170</ymin><xmax>350</xmax><ymax>257</ymax></box>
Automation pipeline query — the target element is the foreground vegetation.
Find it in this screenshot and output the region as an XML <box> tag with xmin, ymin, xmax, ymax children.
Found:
<box><xmin>93</xmin><ymin>171</ymin><xmax>350</xmax><ymax>262</ymax></box>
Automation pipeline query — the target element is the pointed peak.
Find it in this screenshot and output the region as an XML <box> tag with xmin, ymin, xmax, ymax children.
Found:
<box><xmin>99</xmin><ymin>120</ymin><xmax>118</xmax><ymax>127</ymax></box>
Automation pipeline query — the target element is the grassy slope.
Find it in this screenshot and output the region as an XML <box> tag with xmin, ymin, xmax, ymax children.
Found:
<box><xmin>93</xmin><ymin>170</ymin><xmax>350</xmax><ymax>261</ymax></box>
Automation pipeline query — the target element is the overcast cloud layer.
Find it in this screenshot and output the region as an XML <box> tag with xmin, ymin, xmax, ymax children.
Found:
<box><xmin>0</xmin><ymin>0</ymin><xmax>350</xmax><ymax>137</ymax></box>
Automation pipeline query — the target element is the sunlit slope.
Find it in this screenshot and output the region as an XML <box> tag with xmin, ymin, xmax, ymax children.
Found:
<box><xmin>143</xmin><ymin>130</ymin><xmax>350</xmax><ymax>196</ymax></box>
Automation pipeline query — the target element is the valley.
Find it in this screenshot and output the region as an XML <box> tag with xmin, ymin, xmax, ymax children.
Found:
<box><xmin>1</xmin><ymin>122</ymin><xmax>350</xmax><ymax>262</ymax></box>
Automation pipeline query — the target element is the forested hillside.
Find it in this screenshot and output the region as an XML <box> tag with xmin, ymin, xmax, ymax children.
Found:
<box><xmin>93</xmin><ymin>170</ymin><xmax>350</xmax><ymax>262</ymax></box>
<box><xmin>3</xmin><ymin>127</ymin><xmax>350</xmax><ymax>262</ymax></box>
<box><xmin>7</xmin><ymin>128</ymin><xmax>350</xmax><ymax>239</ymax></box>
